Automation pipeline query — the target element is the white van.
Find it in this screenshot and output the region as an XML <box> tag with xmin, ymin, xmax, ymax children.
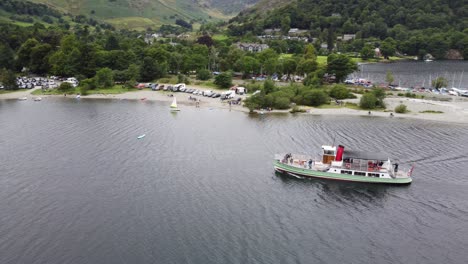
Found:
<box><xmin>236</xmin><ymin>87</ymin><xmax>246</xmax><ymax>95</ymax></box>
<box><xmin>64</xmin><ymin>77</ymin><xmax>79</xmax><ymax>87</ymax></box>
<box><xmin>175</xmin><ymin>83</ymin><xmax>186</xmax><ymax>89</ymax></box>
<box><xmin>203</xmin><ymin>90</ymin><xmax>213</xmax><ymax>97</ymax></box>
<box><xmin>221</xmin><ymin>90</ymin><xmax>235</xmax><ymax>99</ymax></box>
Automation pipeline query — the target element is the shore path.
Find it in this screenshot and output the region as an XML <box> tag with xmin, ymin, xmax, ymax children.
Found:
<box><xmin>2</xmin><ymin>87</ymin><xmax>468</xmax><ymax>124</ymax></box>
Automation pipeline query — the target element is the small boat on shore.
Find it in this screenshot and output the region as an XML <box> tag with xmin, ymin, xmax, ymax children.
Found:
<box><xmin>274</xmin><ymin>145</ymin><xmax>413</xmax><ymax>185</ymax></box>
<box><xmin>34</xmin><ymin>97</ymin><xmax>42</xmax><ymax>101</ymax></box>
<box><xmin>18</xmin><ymin>97</ymin><xmax>27</xmax><ymax>101</ymax></box>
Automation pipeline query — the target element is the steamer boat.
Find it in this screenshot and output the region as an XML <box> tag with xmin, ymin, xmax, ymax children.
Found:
<box><xmin>274</xmin><ymin>145</ymin><xmax>413</xmax><ymax>184</ymax></box>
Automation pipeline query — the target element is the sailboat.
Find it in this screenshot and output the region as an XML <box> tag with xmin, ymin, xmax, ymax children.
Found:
<box><xmin>170</xmin><ymin>96</ymin><xmax>180</xmax><ymax>112</ymax></box>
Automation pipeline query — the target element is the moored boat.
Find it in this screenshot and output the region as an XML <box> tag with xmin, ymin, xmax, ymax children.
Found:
<box><xmin>274</xmin><ymin>145</ymin><xmax>413</xmax><ymax>184</ymax></box>
<box><xmin>170</xmin><ymin>96</ymin><xmax>180</xmax><ymax>112</ymax></box>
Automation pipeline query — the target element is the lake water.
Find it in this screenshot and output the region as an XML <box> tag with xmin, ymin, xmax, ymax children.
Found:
<box><xmin>1</xmin><ymin>99</ymin><xmax>468</xmax><ymax>264</ymax></box>
<box><xmin>353</xmin><ymin>60</ymin><xmax>468</xmax><ymax>89</ymax></box>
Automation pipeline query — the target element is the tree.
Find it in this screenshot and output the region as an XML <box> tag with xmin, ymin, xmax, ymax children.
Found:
<box><xmin>263</xmin><ymin>79</ymin><xmax>276</xmax><ymax>94</ymax></box>
<box><xmin>196</xmin><ymin>69</ymin><xmax>211</xmax><ymax>80</ymax></box>
<box><xmin>0</xmin><ymin>43</ymin><xmax>15</xmax><ymax>70</ymax></box>
<box><xmin>0</xmin><ymin>69</ymin><xmax>18</xmax><ymax>90</ymax></box>
<box><xmin>214</xmin><ymin>72</ymin><xmax>232</xmax><ymax>88</ymax></box>
<box><xmin>282</xmin><ymin>58</ymin><xmax>297</xmax><ymax>81</ymax></box>
<box><xmin>196</xmin><ymin>35</ymin><xmax>214</xmax><ymax>47</ymax></box>
<box><xmin>386</xmin><ymin>71</ymin><xmax>394</xmax><ymax>86</ymax></box>
<box><xmin>303</xmin><ymin>44</ymin><xmax>317</xmax><ymax>61</ymax></box>
<box><xmin>360</xmin><ymin>44</ymin><xmax>374</xmax><ymax>60</ymax></box>
<box><xmin>326</xmin><ymin>54</ymin><xmax>358</xmax><ymax>83</ymax></box>
<box><xmin>380</xmin><ymin>37</ymin><xmax>396</xmax><ymax>59</ymax></box>
<box><xmin>432</xmin><ymin>77</ymin><xmax>448</xmax><ymax>89</ymax></box>
<box><xmin>17</xmin><ymin>38</ymin><xmax>39</xmax><ymax>70</ymax></box>
<box><xmin>96</xmin><ymin>67</ymin><xmax>114</xmax><ymax>88</ymax></box>
<box><xmin>297</xmin><ymin>59</ymin><xmax>318</xmax><ymax>75</ymax></box>
<box><xmin>281</xmin><ymin>16</ymin><xmax>291</xmax><ymax>35</ymax></box>
<box><xmin>140</xmin><ymin>57</ymin><xmax>158</xmax><ymax>82</ymax></box>
<box><xmin>105</xmin><ymin>35</ymin><xmax>120</xmax><ymax>50</ymax></box>
<box><xmin>29</xmin><ymin>44</ymin><xmax>52</xmax><ymax>74</ymax></box>
<box><xmin>236</xmin><ymin>56</ymin><xmax>260</xmax><ymax>77</ymax></box>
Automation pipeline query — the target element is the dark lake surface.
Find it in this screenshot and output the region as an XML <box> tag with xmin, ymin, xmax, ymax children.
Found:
<box><xmin>353</xmin><ymin>60</ymin><xmax>468</xmax><ymax>89</ymax></box>
<box><xmin>1</xmin><ymin>98</ymin><xmax>468</xmax><ymax>264</ymax></box>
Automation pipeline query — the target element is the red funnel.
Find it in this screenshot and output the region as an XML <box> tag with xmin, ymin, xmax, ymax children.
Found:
<box><xmin>336</xmin><ymin>145</ymin><xmax>344</xmax><ymax>161</ymax></box>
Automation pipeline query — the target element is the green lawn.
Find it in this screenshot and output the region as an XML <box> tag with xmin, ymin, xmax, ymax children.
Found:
<box><xmin>0</xmin><ymin>89</ymin><xmax>25</xmax><ymax>94</ymax></box>
<box><xmin>31</xmin><ymin>85</ymin><xmax>138</xmax><ymax>95</ymax></box>
<box><xmin>212</xmin><ymin>34</ymin><xmax>229</xmax><ymax>41</ymax></box>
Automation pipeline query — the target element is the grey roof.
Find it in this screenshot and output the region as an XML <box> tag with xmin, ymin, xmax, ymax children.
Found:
<box><xmin>343</xmin><ymin>150</ymin><xmax>389</xmax><ymax>161</ymax></box>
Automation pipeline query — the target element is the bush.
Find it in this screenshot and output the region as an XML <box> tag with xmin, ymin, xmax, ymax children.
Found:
<box><xmin>290</xmin><ymin>106</ymin><xmax>306</xmax><ymax>113</ymax></box>
<box><xmin>302</xmin><ymin>90</ymin><xmax>329</xmax><ymax>106</ymax></box>
<box><xmin>274</xmin><ymin>97</ymin><xmax>291</xmax><ymax>109</ymax></box>
<box><xmin>359</xmin><ymin>93</ymin><xmax>377</xmax><ymax>109</ymax></box>
<box><xmin>329</xmin><ymin>84</ymin><xmax>351</xmax><ymax>99</ymax></box>
<box><xmin>394</xmin><ymin>104</ymin><xmax>408</xmax><ymax>113</ymax></box>
<box><xmin>96</xmin><ymin>68</ymin><xmax>114</xmax><ymax>88</ymax></box>
<box><xmin>214</xmin><ymin>72</ymin><xmax>232</xmax><ymax>88</ymax></box>
<box><xmin>58</xmin><ymin>82</ymin><xmax>74</xmax><ymax>92</ymax></box>
<box><xmin>80</xmin><ymin>78</ymin><xmax>97</xmax><ymax>90</ymax></box>
<box><xmin>178</xmin><ymin>74</ymin><xmax>190</xmax><ymax>84</ymax></box>
<box><xmin>196</xmin><ymin>69</ymin><xmax>211</xmax><ymax>80</ymax></box>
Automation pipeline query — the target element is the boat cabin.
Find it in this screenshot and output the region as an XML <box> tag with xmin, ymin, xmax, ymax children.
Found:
<box><xmin>322</xmin><ymin>145</ymin><xmax>336</xmax><ymax>164</ymax></box>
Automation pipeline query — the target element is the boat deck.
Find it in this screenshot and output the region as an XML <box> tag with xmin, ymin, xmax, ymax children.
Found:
<box><xmin>275</xmin><ymin>154</ymin><xmax>408</xmax><ymax>178</ymax></box>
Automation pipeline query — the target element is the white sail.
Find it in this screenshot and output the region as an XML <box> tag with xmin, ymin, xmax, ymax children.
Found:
<box><xmin>170</xmin><ymin>97</ymin><xmax>178</xmax><ymax>108</ymax></box>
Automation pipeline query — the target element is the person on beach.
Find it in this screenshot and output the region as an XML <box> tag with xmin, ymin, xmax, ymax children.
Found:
<box><xmin>390</xmin><ymin>113</ymin><xmax>394</xmax><ymax>117</ymax></box>
<box><xmin>368</xmin><ymin>111</ymin><xmax>371</xmax><ymax>115</ymax></box>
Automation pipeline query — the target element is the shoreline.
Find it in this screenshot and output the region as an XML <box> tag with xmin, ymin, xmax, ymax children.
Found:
<box><xmin>2</xmin><ymin>87</ymin><xmax>468</xmax><ymax>124</ymax></box>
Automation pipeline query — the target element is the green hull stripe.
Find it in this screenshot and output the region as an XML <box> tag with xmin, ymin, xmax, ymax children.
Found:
<box><xmin>274</xmin><ymin>161</ymin><xmax>412</xmax><ymax>184</ymax></box>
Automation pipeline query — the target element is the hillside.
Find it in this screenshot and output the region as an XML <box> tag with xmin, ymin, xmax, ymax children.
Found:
<box><xmin>228</xmin><ymin>0</ymin><xmax>467</xmax><ymax>59</ymax></box>
<box><xmin>25</xmin><ymin>0</ymin><xmax>257</xmax><ymax>30</ymax></box>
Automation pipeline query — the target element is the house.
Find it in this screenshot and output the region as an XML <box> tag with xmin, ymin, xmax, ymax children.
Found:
<box><xmin>236</xmin><ymin>43</ymin><xmax>269</xmax><ymax>53</ymax></box>
<box><xmin>264</xmin><ymin>28</ymin><xmax>281</xmax><ymax>35</ymax></box>
<box><xmin>288</xmin><ymin>28</ymin><xmax>308</xmax><ymax>36</ymax></box>
<box><xmin>143</xmin><ymin>33</ymin><xmax>161</xmax><ymax>44</ymax></box>
<box><xmin>343</xmin><ymin>34</ymin><xmax>356</xmax><ymax>41</ymax></box>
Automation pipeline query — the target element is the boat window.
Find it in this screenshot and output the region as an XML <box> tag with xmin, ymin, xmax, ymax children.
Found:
<box><xmin>324</xmin><ymin>150</ymin><xmax>335</xmax><ymax>155</ymax></box>
<box><xmin>341</xmin><ymin>170</ymin><xmax>352</xmax><ymax>175</ymax></box>
<box><xmin>368</xmin><ymin>173</ymin><xmax>380</xmax><ymax>177</ymax></box>
<box><xmin>354</xmin><ymin>171</ymin><xmax>366</xmax><ymax>176</ymax></box>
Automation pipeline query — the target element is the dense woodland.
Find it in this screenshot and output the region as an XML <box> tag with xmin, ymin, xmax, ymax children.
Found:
<box><xmin>228</xmin><ymin>0</ymin><xmax>468</xmax><ymax>59</ymax></box>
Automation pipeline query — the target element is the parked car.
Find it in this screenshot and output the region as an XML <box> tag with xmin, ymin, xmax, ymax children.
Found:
<box><xmin>203</xmin><ymin>90</ymin><xmax>213</xmax><ymax>96</ymax></box>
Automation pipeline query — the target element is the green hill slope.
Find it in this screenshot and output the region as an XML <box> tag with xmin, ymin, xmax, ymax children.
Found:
<box><xmin>228</xmin><ymin>0</ymin><xmax>467</xmax><ymax>59</ymax></box>
<box><xmin>24</xmin><ymin>0</ymin><xmax>258</xmax><ymax>29</ymax></box>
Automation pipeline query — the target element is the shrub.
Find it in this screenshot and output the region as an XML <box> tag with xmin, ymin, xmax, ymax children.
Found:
<box><xmin>274</xmin><ymin>97</ymin><xmax>291</xmax><ymax>109</ymax></box>
<box><xmin>58</xmin><ymin>82</ymin><xmax>73</xmax><ymax>92</ymax></box>
<box><xmin>80</xmin><ymin>78</ymin><xmax>97</xmax><ymax>90</ymax></box>
<box><xmin>329</xmin><ymin>84</ymin><xmax>351</xmax><ymax>99</ymax></box>
<box><xmin>290</xmin><ymin>106</ymin><xmax>306</xmax><ymax>113</ymax></box>
<box><xmin>214</xmin><ymin>72</ymin><xmax>232</xmax><ymax>88</ymax></box>
<box><xmin>96</xmin><ymin>68</ymin><xmax>114</xmax><ymax>88</ymax></box>
<box><xmin>395</xmin><ymin>104</ymin><xmax>408</xmax><ymax>113</ymax></box>
<box><xmin>177</xmin><ymin>74</ymin><xmax>190</xmax><ymax>84</ymax></box>
<box><xmin>196</xmin><ymin>69</ymin><xmax>211</xmax><ymax>80</ymax></box>
<box><xmin>302</xmin><ymin>90</ymin><xmax>329</xmax><ymax>106</ymax></box>
<box><xmin>359</xmin><ymin>93</ymin><xmax>377</xmax><ymax>109</ymax></box>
